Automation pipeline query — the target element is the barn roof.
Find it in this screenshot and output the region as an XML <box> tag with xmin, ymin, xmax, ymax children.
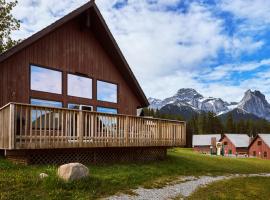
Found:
<box><xmin>192</xmin><ymin>134</ymin><xmax>221</xmax><ymax>147</ymax></box>
<box><xmin>222</xmin><ymin>134</ymin><xmax>250</xmax><ymax>148</ymax></box>
<box><xmin>0</xmin><ymin>0</ymin><xmax>149</xmax><ymax>107</ymax></box>
<box><xmin>258</xmin><ymin>134</ymin><xmax>270</xmax><ymax>147</ymax></box>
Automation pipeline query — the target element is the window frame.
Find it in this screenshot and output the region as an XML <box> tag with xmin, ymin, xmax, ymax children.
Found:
<box><xmin>67</xmin><ymin>72</ymin><xmax>93</xmax><ymax>99</ymax></box>
<box><xmin>29</xmin><ymin>64</ymin><xmax>63</xmax><ymax>95</ymax></box>
<box><xmin>97</xmin><ymin>79</ymin><xmax>118</xmax><ymax>104</ymax></box>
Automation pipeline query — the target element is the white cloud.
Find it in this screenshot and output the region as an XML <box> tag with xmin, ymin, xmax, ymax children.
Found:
<box><xmin>199</xmin><ymin>59</ymin><xmax>270</xmax><ymax>81</ymax></box>
<box><xmin>220</xmin><ymin>0</ymin><xmax>270</xmax><ymax>24</ymax></box>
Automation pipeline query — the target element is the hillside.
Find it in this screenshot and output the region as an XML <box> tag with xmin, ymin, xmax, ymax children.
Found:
<box><xmin>1</xmin><ymin>149</ymin><xmax>270</xmax><ymax>199</ymax></box>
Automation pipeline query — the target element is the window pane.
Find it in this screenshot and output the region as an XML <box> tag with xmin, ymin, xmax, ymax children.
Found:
<box><xmin>31</xmin><ymin>65</ymin><xmax>62</xmax><ymax>94</ymax></box>
<box><xmin>31</xmin><ymin>98</ymin><xmax>62</xmax><ymax>108</ymax></box>
<box><xmin>68</xmin><ymin>74</ymin><xmax>92</xmax><ymax>99</ymax></box>
<box><xmin>68</xmin><ymin>103</ymin><xmax>93</xmax><ymax>111</ymax></box>
<box><xmin>68</xmin><ymin>103</ymin><xmax>79</xmax><ymax>109</ymax></box>
<box><xmin>97</xmin><ymin>107</ymin><xmax>117</xmax><ymax>114</ymax></box>
<box><xmin>30</xmin><ymin>99</ymin><xmax>62</xmax><ymax>129</ymax></box>
<box><xmin>97</xmin><ymin>81</ymin><xmax>117</xmax><ymax>103</ymax></box>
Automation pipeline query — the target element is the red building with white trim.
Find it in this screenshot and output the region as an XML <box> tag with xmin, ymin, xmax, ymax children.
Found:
<box><xmin>220</xmin><ymin>134</ymin><xmax>250</xmax><ymax>155</ymax></box>
<box><xmin>249</xmin><ymin>134</ymin><xmax>270</xmax><ymax>159</ymax></box>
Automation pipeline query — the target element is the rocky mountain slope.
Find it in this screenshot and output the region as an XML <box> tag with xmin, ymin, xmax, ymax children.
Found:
<box><xmin>149</xmin><ymin>88</ymin><xmax>270</xmax><ymax>121</ymax></box>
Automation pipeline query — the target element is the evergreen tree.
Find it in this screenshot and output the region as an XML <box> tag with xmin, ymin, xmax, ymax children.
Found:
<box><xmin>0</xmin><ymin>0</ymin><xmax>20</xmax><ymax>53</ymax></box>
<box><xmin>225</xmin><ymin>113</ymin><xmax>234</xmax><ymax>132</ymax></box>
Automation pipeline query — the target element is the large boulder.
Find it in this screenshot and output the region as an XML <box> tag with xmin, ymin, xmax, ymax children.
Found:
<box><xmin>57</xmin><ymin>163</ymin><xmax>89</xmax><ymax>181</ymax></box>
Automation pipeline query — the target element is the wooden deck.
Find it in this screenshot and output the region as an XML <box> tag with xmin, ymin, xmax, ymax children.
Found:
<box><xmin>0</xmin><ymin>103</ymin><xmax>186</xmax><ymax>150</ymax></box>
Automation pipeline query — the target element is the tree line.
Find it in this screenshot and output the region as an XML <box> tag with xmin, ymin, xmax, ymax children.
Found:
<box><xmin>143</xmin><ymin>108</ymin><xmax>270</xmax><ymax>147</ymax></box>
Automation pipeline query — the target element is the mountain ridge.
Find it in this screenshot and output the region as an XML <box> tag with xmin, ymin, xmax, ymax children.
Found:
<box><xmin>148</xmin><ymin>88</ymin><xmax>270</xmax><ymax>121</ymax></box>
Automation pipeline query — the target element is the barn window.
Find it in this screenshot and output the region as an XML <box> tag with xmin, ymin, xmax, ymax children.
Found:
<box><xmin>97</xmin><ymin>81</ymin><xmax>117</xmax><ymax>103</ymax></box>
<box><xmin>258</xmin><ymin>141</ymin><xmax>262</xmax><ymax>146</ymax></box>
<box><xmin>68</xmin><ymin>74</ymin><xmax>92</xmax><ymax>99</ymax></box>
<box><xmin>253</xmin><ymin>151</ymin><xmax>256</xmax><ymax>156</ymax></box>
<box><xmin>224</xmin><ymin>142</ymin><xmax>228</xmax><ymax>146</ymax></box>
<box><xmin>264</xmin><ymin>152</ymin><xmax>267</xmax><ymax>158</ymax></box>
<box><xmin>30</xmin><ymin>65</ymin><xmax>62</xmax><ymax>94</ymax></box>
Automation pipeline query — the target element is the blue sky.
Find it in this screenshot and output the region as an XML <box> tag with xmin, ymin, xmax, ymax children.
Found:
<box><xmin>10</xmin><ymin>0</ymin><xmax>270</xmax><ymax>102</ymax></box>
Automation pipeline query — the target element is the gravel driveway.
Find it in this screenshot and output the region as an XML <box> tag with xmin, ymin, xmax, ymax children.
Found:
<box><xmin>106</xmin><ymin>173</ymin><xmax>270</xmax><ymax>200</ymax></box>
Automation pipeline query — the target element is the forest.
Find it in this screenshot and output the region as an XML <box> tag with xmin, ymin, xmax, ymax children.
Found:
<box><xmin>143</xmin><ymin>108</ymin><xmax>270</xmax><ymax>147</ymax></box>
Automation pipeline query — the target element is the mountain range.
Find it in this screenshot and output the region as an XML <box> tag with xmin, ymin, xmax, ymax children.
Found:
<box><xmin>148</xmin><ymin>88</ymin><xmax>270</xmax><ymax>121</ymax></box>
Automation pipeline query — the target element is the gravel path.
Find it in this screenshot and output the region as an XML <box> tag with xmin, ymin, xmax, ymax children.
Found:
<box><xmin>106</xmin><ymin>173</ymin><xmax>270</xmax><ymax>200</ymax></box>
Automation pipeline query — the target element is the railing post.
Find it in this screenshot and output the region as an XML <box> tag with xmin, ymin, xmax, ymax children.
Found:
<box><xmin>9</xmin><ymin>104</ymin><xmax>15</xmax><ymax>149</ymax></box>
<box><xmin>79</xmin><ymin>110</ymin><xmax>84</xmax><ymax>146</ymax></box>
<box><xmin>124</xmin><ymin>116</ymin><xmax>128</xmax><ymax>146</ymax></box>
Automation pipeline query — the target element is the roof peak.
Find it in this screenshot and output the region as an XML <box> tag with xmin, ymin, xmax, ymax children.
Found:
<box><xmin>0</xmin><ymin>0</ymin><xmax>149</xmax><ymax>107</ymax></box>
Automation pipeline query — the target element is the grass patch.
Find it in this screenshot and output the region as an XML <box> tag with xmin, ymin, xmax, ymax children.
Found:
<box><xmin>188</xmin><ymin>176</ymin><xmax>270</xmax><ymax>200</ymax></box>
<box><xmin>0</xmin><ymin>148</ymin><xmax>270</xmax><ymax>199</ymax></box>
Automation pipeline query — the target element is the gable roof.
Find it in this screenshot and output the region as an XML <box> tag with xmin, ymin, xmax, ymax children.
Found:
<box><xmin>0</xmin><ymin>0</ymin><xmax>149</xmax><ymax>107</ymax></box>
<box><xmin>222</xmin><ymin>134</ymin><xmax>250</xmax><ymax>148</ymax></box>
<box><xmin>258</xmin><ymin>134</ymin><xmax>270</xmax><ymax>147</ymax></box>
<box><xmin>249</xmin><ymin>134</ymin><xmax>270</xmax><ymax>148</ymax></box>
<box><xmin>192</xmin><ymin>134</ymin><xmax>221</xmax><ymax>147</ymax></box>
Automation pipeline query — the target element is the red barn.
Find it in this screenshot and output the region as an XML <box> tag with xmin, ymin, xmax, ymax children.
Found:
<box><xmin>249</xmin><ymin>134</ymin><xmax>270</xmax><ymax>159</ymax></box>
<box><xmin>220</xmin><ymin>134</ymin><xmax>250</xmax><ymax>156</ymax></box>
<box><xmin>192</xmin><ymin>134</ymin><xmax>221</xmax><ymax>154</ymax></box>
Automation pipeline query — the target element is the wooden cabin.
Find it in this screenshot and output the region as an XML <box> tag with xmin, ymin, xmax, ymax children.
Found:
<box><xmin>0</xmin><ymin>1</ymin><xmax>186</xmax><ymax>164</ymax></box>
<box><xmin>249</xmin><ymin>134</ymin><xmax>270</xmax><ymax>159</ymax></box>
<box><xmin>192</xmin><ymin>134</ymin><xmax>221</xmax><ymax>154</ymax></box>
<box><xmin>219</xmin><ymin>134</ymin><xmax>250</xmax><ymax>156</ymax></box>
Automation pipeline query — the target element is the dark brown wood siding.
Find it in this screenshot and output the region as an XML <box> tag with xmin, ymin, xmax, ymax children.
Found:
<box><xmin>0</xmin><ymin>16</ymin><xmax>141</xmax><ymax>115</ymax></box>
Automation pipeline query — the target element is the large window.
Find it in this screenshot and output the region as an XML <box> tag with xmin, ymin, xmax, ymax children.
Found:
<box><xmin>68</xmin><ymin>74</ymin><xmax>92</xmax><ymax>99</ymax></box>
<box><xmin>97</xmin><ymin>81</ymin><xmax>117</xmax><ymax>103</ymax></box>
<box><xmin>30</xmin><ymin>65</ymin><xmax>62</xmax><ymax>94</ymax></box>
<box><xmin>31</xmin><ymin>98</ymin><xmax>62</xmax><ymax>108</ymax></box>
<box><xmin>97</xmin><ymin>107</ymin><xmax>117</xmax><ymax>114</ymax></box>
<box><xmin>30</xmin><ymin>98</ymin><xmax>62</xmax><ymax>129</ymax></box>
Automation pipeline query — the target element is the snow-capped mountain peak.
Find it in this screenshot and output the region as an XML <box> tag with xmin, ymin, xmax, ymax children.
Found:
<box><xmin>148</xmin><ymin>88</ymin><xmax>231</xmax><ymax>114</ymax></box>
<box><xmin>237</xmin><ymin>90</ymin><xmax>270</xmax><ymax>120</ymax></box>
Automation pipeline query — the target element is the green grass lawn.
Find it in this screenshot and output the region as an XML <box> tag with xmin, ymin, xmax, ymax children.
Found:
<box><xmin>188</xmin><ymin>176</ymin><xmax>270</xmax><ymax>200</ymax></box>
<box><xmin>1</xmin><ymin>148</ymin><xmax>270</xmax><ymax>200</ymax></box>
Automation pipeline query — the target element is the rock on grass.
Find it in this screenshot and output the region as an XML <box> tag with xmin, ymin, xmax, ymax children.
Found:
<box><xmin>57</xmin><ymin>163</ymin><xmax>89</xmax><ymax>181</ymax></box>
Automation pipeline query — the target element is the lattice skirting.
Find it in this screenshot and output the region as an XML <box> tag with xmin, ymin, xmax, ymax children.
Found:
<box><xmin>5</xmin><ymin>147</ymin><xmax>168</xmax><ymax>165</ymax></box>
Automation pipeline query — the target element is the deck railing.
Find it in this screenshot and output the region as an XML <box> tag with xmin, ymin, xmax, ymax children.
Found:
<box><xmin>0</xmin><ymin>103</ymin><xmax>186</xmax><ymax>150</ymax></box>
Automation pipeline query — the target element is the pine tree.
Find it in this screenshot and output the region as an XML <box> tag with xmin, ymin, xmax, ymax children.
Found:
<box><xmin>225</xmin><ymin>113</ymin><xmax>234</xmax><ymax>132</ymax></box>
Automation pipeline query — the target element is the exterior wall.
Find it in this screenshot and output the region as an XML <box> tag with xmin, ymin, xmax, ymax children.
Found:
<box><xmin>0</xmin><ymin>17</ymin><xmax>141</xmax><ymax>115</ymax></box>
<box><xmin>220</xmin><ymin>136</ymin><xmax>236</xmax><ymax>155</ymax></box>
<box><xmin>235</xmin><ymin>147</ymin><xmax>248</xmax><ymax>155</ymax></box>
<box><xmin>249</xmin><ymin>137</ymin><xmax>270</xmax><ymax>159</ymax></box>
<box><xmin>221</xmin><ymin>136</ymin><xmax>248</xmax><ymax>155</ymax></box>
<box><xmin>193</xmin><ymin>146</ymin><xmax>211</xmax><ymax>154</ymax></box>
